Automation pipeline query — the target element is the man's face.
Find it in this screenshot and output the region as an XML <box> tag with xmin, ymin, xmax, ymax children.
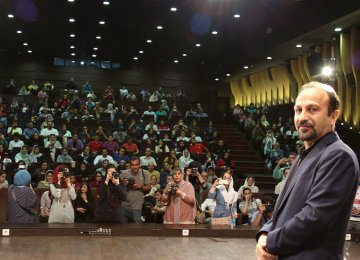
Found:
<box><xmin>102</xmin><ymin>149</ymin><xmax>108</xmax><ymax>157</ymax></box>
<box><xmin>21</xmin><ymin>147</ymin><xmax>28</xmax><ymax>154</ymax></box>
<box><xmin>148</xmin><ymin>163</ymin><xmax>155</xmax><ymax>171</ymax></box>
<box><xmin>130</xmin><ymin>159</ymin><xmax>140</xmax><ymax>174</ymax></box>
<box><xmin>73</xmin><ymin>135</ymin><xmax>78</xmax><ymax>141</ymax></box>
<box><xmin>28</xmin><ymin>122</ymin><xmax>33</xmax><ymax>128</ymax></box>
<box><xmin>294</xmin><ymin>88</ymin><xmax>338</xmax><ymax>147</ymax></box>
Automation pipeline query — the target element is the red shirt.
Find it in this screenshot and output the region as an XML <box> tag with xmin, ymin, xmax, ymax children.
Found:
<box><xmin>122</xmin><ymin>142</ymin><xmax>138</xmax><ymax>153</ymax></box>
<box><xmin>190</xmin><ymin>143</ymin><xmax>206</xmax><ymax>154</ymax></box>
<box><xmin>88</xmin><ymin>141</ymin><xmax>103</xmax><ymax>153</ymax></box>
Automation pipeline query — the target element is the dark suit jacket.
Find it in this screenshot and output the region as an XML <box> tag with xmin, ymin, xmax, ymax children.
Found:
<box><xmin>257</xmin><ymin>131</ymin><xmax>359</xmax><ymax>259</ymax></box>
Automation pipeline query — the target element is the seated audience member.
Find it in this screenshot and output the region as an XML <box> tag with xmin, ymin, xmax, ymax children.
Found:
<box><xmin>176</xmin><ymin>130</ymin><xmax>190</xmax><ymax>143</ymax></box>
<box><xmin>8</xmin><ymin>132</ymin><xmax>24</xmax><ymax>151</ymax></box>
<box><xmin>201</xmin><ymin>152</ymin><xmax>216</xmax><ymax>172</ymax></box>
<box><xmin>178</xmin><ymin>149</ymin><xmax>193</xmax><ymax>171</ymax></box>
<box><xmin>29</xmin><ymin>145</ymin><xmax>44</xmax><ymax>163</ymax></box>
<box><xmin>14</xmin><ymin>145</ymin><xmax>30</xmax><ymax>166</ymax></box>
<box><xmin>0</xmin><ymin>172</ymin><xmax>9</xmax><ymax>189</ymax></box>
<box><xmin>269</xmin><ymin>142</ymin><xmax>284</xmax><ymax>169</ymax></box>
<box><xmin>113</xmin><ymin>147</ymin><xmax>130</xmax><ymax>170</ymax></box>
<box><xmin>39</xmin><ymin>189</ymin><xmax>53</xmax><ymax>222</ymax></box>
<box><xmin>7</xmin><ymin>120</ymin><xmax>23</xmax><ymax>136</ymax></box>
<box><xmin>23</xmin><ymin>121</ymin><xmax>39</xmax><ymax>139</ymax></box>
<box><xmin>48</xmin><ymin>165</ymin><xmax>77</xmax><ymax>223</ymax></box>
<box><xmin>102</xmin><ymin>135</ymin><xmax>119</xmax><ymax>156</ymax></box>
<box><xmin>140</xmin><ymin>148</ymin><xmax>157</xmax><ymax>167</ymax></box>
<box><xmin>215</xmin><ymin>152</ymin><xmax>235</xmax><ymax>173</ymax></box>
<box><xmin>160</xmin><ymin>162</ymin><xmax>171</xmax><ymax>189</ymax></box>
<box><xmin>94</xmin><ymin>148</ymin><xmax>115</xmax><ymax>166</ymax></box>
<box><xmin>56</xmin><ymin>148</ymin><xmax>73</xmax><ymax>163</ymax></box>
<box><xmin>272</xmin><ymin>152</ymin><xmax>297</xmax><ymax>180</ymax></box>
<box><xmin>147</xmin><ymin>162</ymin><xmax>160</xmax><ymax>183</ymax></box>
<box><xmin>238</xmin><ymin>187</ymin><xmax>262</xmax><ymax>225</ymax></box>
<box><xmin>145</xmin><ymin>175</ymin><xmax>161</xmax><ymax>198</ymax></box>
<box><xmin>37</xmin><ymin>170</ymin><xmax>53</xmax><ymax>189</ymax></box>
<box><xmin>8</xmin><ymin>170</ymin><xmax>38</xmax><ymax>223</ymax></box>
<box><xmin>26</xmin><ymin>132</ymin><xmax>44</xmax><ymax>148</ymax></box>
<box><xmin>144</xmin><ymin>189</ymin><xmax>166</xmax><ymax>223</ymax></box>
<box><xmin>142</xmin><ymin>105</ymin><xmax>157</xmax><ymax>122</ymax></box>
<box><xmin>69</xmin><ymin>173</ymin><xmax>81</xmax><ymax>189</ymax></box>
<box><xmin>155</xmin><ymin>139</ymin><xmax>170</xmax><ymax>154</ymax></box>
<box><xmin>263</xmin><ymin>130</ymin><xmax>277</xmax><ymax>162</ymax></box>
<box><xmin>32</xmin><ymin>161</ymin><xmax>49</xmax><ymax>187</ymax></box>
<box><xmin>88</xmin><ymin>134</ymin><xmax>103</xmax><ymax>155</ymax></box>
<box><xmin>45</xmin><ymin>134</ymin><xmax>63</xmax><ymax>162</ymax></box>
<box><xmin>119</xmin><ymin>85</ymin><xmax>129</xmax><ymax>100</ymax></box>
<box><xmin>206</xmin><ymin>166</ymin><xmax>217</xmax><ymax>184</ymax></box>
<box><xmin>168</xmin><ymin>106</ymin><xmax>182</xmax><ymax>123</ymax></box>
<box><xmin>96</xmin><ymin>159</ymin><xmax>110</xmax><ymax>177</ymax></box>
<box><xmin>66</xmin><ymin>134</ymin><xmax>84</xmax><ymax>155</ymax></box>
<box><xmin>201</xmin><ymin>194</ymin><xmax>216</xmax><ymax>224</ymax></box>
<box><xmin>274</xmin><ymin>167</ymin><xmax>290</xmax><ymax>194</ymax></box>
<box><xmin>76</xmin><ymin>162</ymin><xmax>90</xmax><ymax>182</ymax></box>
<box><xmin>78</xmin><ymin>126</ymin><xmax>92</xmax><ymax>145</ymax></box>
<box><xmin>249</xmin><ymin>195</ymin><xmax>275</xmax><ymax>228</ymax></box>
<box><xmin>122</xmin><ymin>138</ymin><xmax>140</xmax><ymax>155</ymax></box>
<box><xmin>157</xmin><ymin>119</ymin><xmax>170</xmax><ymax>132</ymax></box>
<box><xmin>162</xmin><ymin>168</ymin><xmax>196</xmax><ymax>224</ymax></box>
<box><xmin>95</xmin><ymin>165</ymin><xmax>127</xmax><ymax>223</ymax></box>
<box><xmin>75</xmin><ymin>182</ymin><xmax>95</xmax><ymax>222</ymax></box>
<box><xmin>76</xmin><ymin>146</ymin><xmax>95</xmax><ymax>165</ymax></box>
<box><xmin>237</xmin><ymin>176</ymin><xmax>259</xmax><ymax>196</ymax></box>
<box><xmin>163</xmin><ymin>149</ymin><xmax>180</xmax><ymax>170</ymax></box>
<box><xmin>142</xmin><ymin>128</ymin><xmax>158</xmax><ymax>143</ymax></box>
<box><xmin>91</xmin><ymin>171</ymin><xmax>103</xmax><ymax>191</ymax></box>
<box><xmin>207</xmin><ymin>172</ymin><xmax>238</xmax><ymax>225</ymax></box>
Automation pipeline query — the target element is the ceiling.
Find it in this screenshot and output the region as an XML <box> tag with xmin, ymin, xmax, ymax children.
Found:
<box><xmin>1</xmin><ymin>0</ymin><xmax>360</xmax><ymax>81</ymax></box>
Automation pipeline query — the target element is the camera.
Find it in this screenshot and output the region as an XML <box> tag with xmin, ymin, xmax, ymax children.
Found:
<box><xmin>127</xmin><ymin>177</ymin><xmax>136</xmax><ymax>186</ymax></box>
<box><xmin>63</xmin><ymin>168</ymin><xmax>71</xmax><ymax>178</ymax></box>
<box><xmin>265</xmin><ymin>204</ymin><xmax>275</xmax><ymax>213</ymax></box>
<box><xmin>170</xmin><ymin>183</ymin><xmax>178</xmax><ymax>194</ymax></box>
<box><xmin>191</xmin><ymin>168</ymin><xmax>197</xmax><ymax>176</ymax></box>
<box><xmin>219</xmin><ymin>179</ymin><xmax>229</xmax><ymax>186</ymax></box>
<box><xmin>111</xmin><ymin>171</ymin><xmax>119</xmax><ymax>179</ymax></box>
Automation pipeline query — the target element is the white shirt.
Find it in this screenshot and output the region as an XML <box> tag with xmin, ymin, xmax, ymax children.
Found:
<box><xmin>93</xmin><ymin>155</ymin><xmax>115</xmax><ymax>165</ymax></box>
<box><xmin>8</xmin><ymin>140</ymin><xmax>24</xmax><ymax>151</ymax></box>
<box><xmin>40</xmin><ymin>128</ymin><xmax>59</xmax><ymax>137</ymax></box>
<box><xmin>140</xmin><ymin>156</ymin><xmax>157</xmax><ymax>167</ymax></box>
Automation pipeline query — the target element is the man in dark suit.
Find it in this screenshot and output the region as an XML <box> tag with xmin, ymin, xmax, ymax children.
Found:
<box><xmin>256</xmin><ymin>81</ymin><xmax>359</xmax><ymax>259</ymax></box>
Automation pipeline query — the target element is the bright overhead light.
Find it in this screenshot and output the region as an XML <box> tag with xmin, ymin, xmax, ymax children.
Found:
<box><xmin>147</xmin><ymin>39</ymin><xmax>152</xmax><ymax>43</ymax></box>
<box><xmin>226</xmin><ymin>74</ymin><xmax>230</xmax><ymax>77</ymax></box>
<box><xmin>334</xmin><ymin>27</ymin><xmax>342</xmax><ymax>32</ymax></box>
<box><xmin>234</xmin><ymin>14</ymin><xmax>240</xmax><ymax>19</ymax></box>
<box><xmin>196</xmin><ymin>43</ymin><xmax>201</xmax><ymax>47</ymax></box>
<box><xmin>71</xmin><ymin>53</ymin><xmax>76</xmax><ymax>56</ymax></box>
<box><xmin>71</xmin><ymin>60</ymin><xmax>75</xmax><ymax>63</ymax></box>
<box><xmin>182</xmin><ymin>53</ymin><xmax>187</xmax><ymax>57</ymax></box>
<box><xmin>321</xmin><ymin>66</ymin><xmax>333</xmax><ymax>76</ymax></box>
<box><xmin>170</xmin><ymin>7</ymin><xmax>177</xmax><ymax>12</ymax></box>
<box><xmin>8</xmin><ymin>14</ymin><xmax>14</xmax><ymax>18</ymax></box>
<box><xmin>296</xmin><ymin>44</ymin><xmax>302</xmax><ymax>48</ymax></box>
<box><xmin>174</xmin><ymin>60</ymin><xmax>179</xmax><ymax>63</ymax></box>
<box><xmin>215</xmin><ymin>78</ymin><xmax>219</xmax><ymax>81</ymax></box>
<box><xmin>80</xmin><ymin>61</ymin><xmax>85</xmax><ymax>65</ymax></box>
<box><xmin>93</xmin><ymin>47</ymin><xmax>98</xmax><ymax>50</ymax></box>
<box><xmin>99</xmin><ymin>20</ymin><xmax>105</xmax><ymax>25</ymax></box>
<box><xmin>16</xmin><ymin>30</ymin><xmax>22</xmax><ymax>34</ymax></box>
<box><xmin>157</xmin><ymin>25</ymin><xmax>163</xmax><ymax>30</ymax></box>
<box><xmin>68</xmin><ymin>0</ymin><xmax>75</xmax><ymax>2</ymax></box>
<box><xmin>244</xmin><ymin>66</ymin><xmax>249</xmax><ymax>69</ymax></box>
<box><xmin>134</xmin><ymin>57</ymin><xmax>138</xmax><ymax>60</ymax></box>
<box><xmin>139</xmin><ymin>50</ymin><xmax>144</xmax><ymax>54</ymax></box>
<box><xmin>212</xmin><ymin>31</ymin><xmax>218</xmax><ymax>35</ymax></box>
<box><xmin>70</xmin><ymin>45</ymin><xmax>75</xmax><ymax>49</ymax></box>
<box><xmin>70</xmin><ymin>34</ymin><xmax>75</xmax><ymax>37</ymax></box>
<box><xmin>68</xmin><ymin>18</ymin><xmax>75</xmax><ymax>23</ymax></box>
<box><xmin>92</xmin><ymin>54</ymin><xmax>96</xmax><ymax>58</ymax></box>
<box><xmin>23</xmin><ymin>42</ymin><xmax>28</xmax><ymax>46</ymax></box>
<box><xmin>103</xmin><ymin>1</ymin><xmax>110</xmax><ymax>5</ymax></box>
<box><xmin>27</xmin><ymin>50</ymin><xmax>32</xmax><ymax>53</ymax></box>
<box><xmin>96</xmin><ymin>36</ymin><xmax>101</xmax><ymax>39</ymax></box>
<box><xmin>267</xmin><ymin>56</ymin><xmax>272</xmax><ymax>60</ymax></box>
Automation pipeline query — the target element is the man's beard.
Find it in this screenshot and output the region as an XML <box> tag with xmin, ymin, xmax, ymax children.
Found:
<box><xmin>298</xmin><ymin>126</ymin><xmax>317</xmax><ymax>141</ymax></box>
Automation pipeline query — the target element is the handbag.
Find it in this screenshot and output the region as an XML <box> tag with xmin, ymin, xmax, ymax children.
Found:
<box><xmin>195</xmin><ymin>200</ymin><xmax>206</xmax><ymax>224</ymax></box>
<box><xmin>11</xmin><ymin>188</ymin><xmax>39</xmax><ymax>223</ymax></box>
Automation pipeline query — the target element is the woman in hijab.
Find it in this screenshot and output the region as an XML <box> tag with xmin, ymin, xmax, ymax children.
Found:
<box><xmin>37</xmin><ymin>170</ymin><xmax>53</xmax><ymax>189</ymax></box>
<box><xmin>8</xmin><ymin>170</ymin><xmax>38</xmax><ymax>223</ymax></box>
<box><xmin>237</xmin><ymin>176</ymin><xmax>259</xmax><ymax>196</ymax></box>
<box><xmin>29</xmin><ymin>145</ymin><xmax>44</xmax><ymax>163</ymax></box>
<box><xmin>162</xmin><ymin>168</ymin><xmax>196</xmax><ymax>224</ymax></box>
<box><xmin>208</xmin><ymin>171</ymin><xmax>238</xmax><ymax>225</ymax></box>
<box><xmin>178</xmin><ymin>149</ymin><xmax>193</xmax><ymax>171</ymax></box>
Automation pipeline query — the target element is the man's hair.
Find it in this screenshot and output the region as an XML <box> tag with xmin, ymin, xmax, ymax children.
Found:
<box><xmin>130</xmin><ymin>156</ymin><xmax>140</xmax><ymax>163</ymax></box>
<box><xmin>301</xmin><ymin>81</ymin><xmax>340</xmax><ymax>116</ymax></box>
<box><xmin>243</xmin><ymin>187</ymin><xmax>251</xmax><ymax>194</ymax></box>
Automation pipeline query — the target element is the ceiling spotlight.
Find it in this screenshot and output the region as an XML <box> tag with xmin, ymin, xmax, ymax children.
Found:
<box><xmin>92</xmin><ymin>54</ymin><xmax>96</xmax><ymax>58</ymax></box>
<box><xmin>244</xmin><ymin>66</ymin><xmax>249</xmax><ymax>69</ymax></box>
<box><xmin>174</xmin><ymin>60</ymin><xmax>179</xmax><ymax>63</ymax></box>
<box><xmin>23</xmin><ymin>42</ymin><xmax>28</xmax><ymax>46</ymax></box>
<box><xmin>70</xmin><ymin>45</ymin><xmax>75</xmax><ymax>49</ymax></box>
<box><xmin>196</xmin><ymin>43</ymin><xmax>201</xmax><ymax>47</ymax></box>
<box><xmin>93</xmin><ymin>47</ymin><xmax>98</xmax><ymax>50</ymax></box>
<box><xmin>334</xmin><ymin>27</ymin><xmax>342</xmax><ymax>32</ymax></box>
<box><xmin>103</xmin><ymin>1</ymin><xmax>110</xmax><ymax>5</ymax></box>
<box><xmin>321</xmin><ymin>66</ymin><xmax>333</xmax><ymax>76</ymax></box>
<box><xmin>341</xmin><ymin>123</ymin><xmax>344</xmax><ymax>125</ymax></box>
<box><xmin>170</xmin><ymin>7</ymin><xmax>177</xmax><ymax>12</ymax></box>
<box><xmin>182</xmin><ymin>53</ymin><xmax>187</xmax><ymax>57</ymax></box>
<box><xmin>80</xmin><ymin>61</ymin><xmax>85</xmax><ymax>65</ymax></box>
<box><xmin>267</xmin><ymin>56</ymin><xmax>272</xmax><ymax>60</ymax></box>
<box><xmin>350</xmin><ymin>127</ymin><xmax>353</xmax><ymax>130</ymax></box>
<box><xmin>71</xmin><ymin>53</ymin><xmax>76</xmax><ymax>56</ymax></box>
<box><xmin>71</xmin><ymin>60</ymin><xmax>75</xmax><ymax>63</ymax></box>
<box><xmin>139</xmin><ymin>50</ymin><xmax>144</xmax><ymax>54</ymax></box>
<box><xmin>99</xmin><ymin>20</ymin><xmax>105</xmax><ymax>25</ymax></box>
<box><xmin>134</xmin><ymin>57</ymin><xmax>138</xmax><ymax>60</ymax></box>
<box><xmin>226</xmin><ymin>74</ymin><xmax>230</xmax><ymax>77</ymax></box>
<box><xmin>16</xmin><ymin>30</ymin><xmax>22</xmax><ymax>34</ymax></box>
<box><xmin>156</xmin><ymin>25</ymin><xmax>163</xmax><ymax>30</ymax></box>
<box><xmin>234</xmin><ymin>14</ymin><xmax>240</xmax><ymax>19</ymax></box>
<box><xmin>147</xmin><ymin>39</ymin><xmax>152</xmax><ymax>43</ymax></box>
<box><xmin>212</xmin><ymin>31</ymin><xmax>218</xmax><ymax>35</ymax></box>
<box><xmin>215</xmin><ymin>78</ymin><xmax>219</xmax><ymax>81</ymax></box>
<box><xmin>70</xmin><ymin>34</ymin><xmax>75</xmax><ymax>37</ymax></box>
<box><xmin>296</xmin><ymin>44</ymin><xmax>302</xmax><ymax>48</ymax></box>
<box><xmin>68</xmin><ymin>0</ymin><xmax>75</xmax><ymax>2</ymax></box>
<box><xmin>96</xmin><ymin>36</ymin><xmax>101</xmax><ymax>39</ymax></box>
<box><xmin>27</xmin><ymin>50</ymin><xmax>32</xmax><ymax>53</ymax></box>
<box><xmin>8</xmin><ymin>14</ymin><xmax>14</xmax><ymax>18</ymax></box>
<box><xmin>68</xmin><ymin>18</ymin><xmax>75</xmax><ymax>23</ymax></box>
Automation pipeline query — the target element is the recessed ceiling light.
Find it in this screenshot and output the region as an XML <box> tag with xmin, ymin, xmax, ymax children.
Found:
<box><xmin>80</xmin><ymin>61</ymin><xmax>85</xmax><ymax>65</ymax></box>
<box><xmin>92</xmin><ymin>54</ymin><xmax>96</xmax><ymax>58</ymax></box>
<box><xmin>99</xmin><ymin>20</ymin><xmax>105</xmax><ymax>25</ymax></box>
<box><xmin>70</xmin><ymin>34</ymin><xmax>75</xmax><ymax>37</ymax></box>
<box><xmin>96</xmin><ymin>36</ymin><xmax>101</xmax><ymax>39</ymax></box>
<box><xmin>71</xmin><ymin>60</ymin><xmax>75</xmax><ymax>63</ymax></box>
<box><xmin>8</xmin><ymin>14</ymin><xmax>14</xmax><ymax>18</ymax></box>
<box><xmin>212</xmin><ymin>31</ymin><xmax>218</xmax><ymax>35</ymax></box>
<box><xmin>350</xmin><ymin>127</ymin><xmax>353</xmax><ymax>130</ymax></box>
<box><xmin>103</xmin><ymin>1</ymin><xmax>110</xmax><ymax>5</ymax></box>
<box><xmin>215</xmin><ymin>78</ymin><xmax>219</xmax><ymax>81</ymax></box>
<box><xmin>226</xmin><ymin>74</ymin><xmax>230</xmax><ymax>77</ymax></box>
<box><xmin>174</xmin><ymin>60</ymin><xmax>179</xmax><ymax>63</ymax></box>
<box><xmin>23</xmin><ymin>42</ymin><xmax>28</xmax><ymax>46</ymax></box>
<box><xmin>182</xmin><ymin>53</ymin><xmax>187</xmax><ymax>57</ymax></box>
<box><xmin>71</xmin><ymin>53</ymin><xmax>76</xmax><ymax>56</ymax></box>
<box><xmin>68</xmin><ymin>18</ymin><xmax>75</xmax><ymax>23</ymax></box>
<box><xmin>68</xmin><ymin>0</ymin><xmax>75</xmax><ymax>2</ymax></box>
<box><xmin>27</xmin><ymin>50</ymin><xmax>32</xmax><ymax>53</ymax></box>
<box><xmin>134</xmin><ymin>57</ymin><xmax>138</xmax><ymax>60</ymax></box>
<box><xmin>244</xmin><ymin>66</ymin><xmax>249</xmax><ymax>69</ymax></box>
<box><xmin>234</xmin><ymin>14</ymin><xmax>240</xmax><ymax>19</ymax></box>
<box><xmin>267</xmin><ymin>56</ymin><xmax>272</xmax><ymax>60</ymax></box>
<box><xmin>147</xmin><ymin>39</ymin><xmax>152</xmax><ymax>43</ymax></box>
<box><xmin>170</xmin><ymin>7</ymin><xmax>177</xmax><ymax>12</ymax></box>
<box><xmin>296</xmin><ymin>44</ymin><xmax>302</xmax><ymax>48</ymax></box>
<box><xmin>156</xmin><ymin>25</ymin><xmax>163</xmax><ymax>30</ymax></box>
<box><xmin>139</xmin><ymin>50</ymin><xmax>144</xmax><ymax>54</ymax></box>
<box><xmin>16</xmin><ymin>30</ymin><xmax>22</xmax><ymax>34</ymax></box>
<box><xmin>93</xmin><ymin>47</ymin><xmax>98</xmax><ymax>50</ymax></box>
<box><xmin>334</xmin><ymin>27</ymin><xmax>342</xmax><ymax>32</ymax></box>
<box><xmin>91</xmin><ymin>62</ymin><xmax>94</xmax><ymax>64</ymax></box>
<box><xmin>196</xmin><ymin>43</ymin><xmax>201</xmax><ymax>47</ymax></box>
<box><xmin>70</xmin><ymin>45</ymin><xmax>75</xmax><ymax>49</ymax></box>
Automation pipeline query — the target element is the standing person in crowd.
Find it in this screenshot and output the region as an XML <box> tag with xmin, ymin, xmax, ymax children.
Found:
<box><xmin>8</xmin><ymin>170</ymin><xmax>38</xmax><ymax>223</ymax></box>
<box><xmin>162</xmin><ymin>168</ymin><xmax>196</xmax><ymax>224</ymax></box>
<box><xmin>0</xmin><ymin>172</ymin><xmax>9</xmax><ymax>189</ymax></box>
<box><xmin>48</xmin><ymin>165</ymin><xmax>77</xmax><ymax>223</ymax></box>
<box><xmin>256</xmin><ymin>82</ymin><xmax>359</xmax><ymax>259</ymax></box>
<box><xmin>95</xmin><ymin>165</ymin><xmax>126</xmax><ymax>222</ymax></box>
<box><xmin>120</xmin><ymin>156</ymin><xmax>151</xmax><ymax>223</ymax></box>
<box><xmin>75</xmin><ymin>182</ymin><xmax>95</xmax><ymax>222</ymax></box>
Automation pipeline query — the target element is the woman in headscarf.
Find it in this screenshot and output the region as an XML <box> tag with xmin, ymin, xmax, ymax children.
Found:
<box><xmin>37</xmin><ymin>170</ymin><xmax>53</xmax><ymax>189</ymax></box>
<box><xmin>29</xmin><ymin>145</ymin><xmax>44</xmax><ymax>163</ymax></box>
<box><xmin>48</xmin><ymin>165</ymin><xmax>77</xmax><ymax>223</ymax></box>
<box><xmin>162</xmin><ymin>168</ymin><xmax>196</xmax><ymax>224</ymax></box>
<box><xmin>178</xmin><ymin>149</ymin><xmax>193</xmax><ymax>171</ymax></box>
<box><xmin>237</xmin><ymin>176</ymin><xmax>259</xmax><ymax>197</ymax></box>
<box><xmin>7</xmin><ymin>170</ymin><xmax>38</xmax><ymax>223</ymax></box>
<box><xmin>208</xmin><ymin>171</ymin><xmax>238</xmax><ymax>225</ymax></box>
